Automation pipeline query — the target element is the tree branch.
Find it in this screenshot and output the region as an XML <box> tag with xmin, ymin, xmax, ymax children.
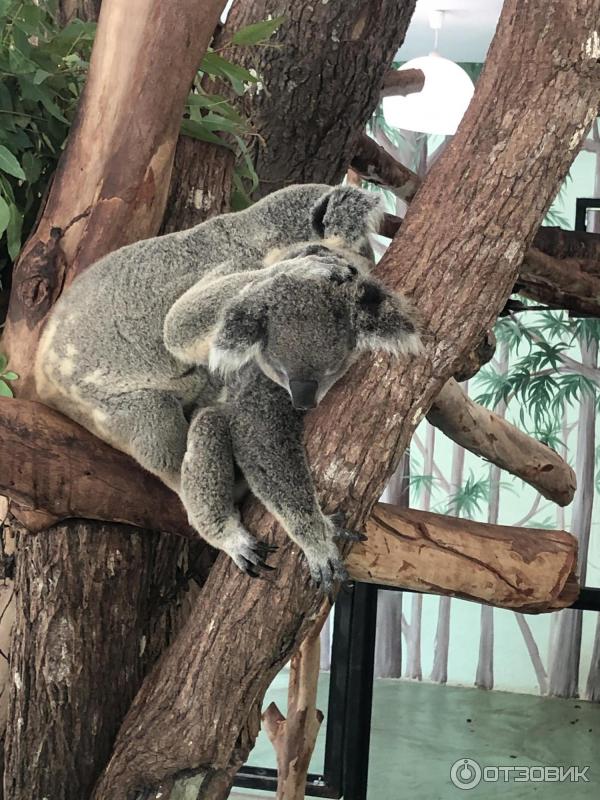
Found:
<box><xmin>351</xmin><ymin>133</ymin><xmax>420</xmax><ymax>200</ymax></box>
<box><xmin>380</xmin><ymin>67</ymin><xmax>425</xmax><ymax>97</ymax></box>
<box><xmin>426</xmin><ymin>378</ymin><xmax>576</xmax><ymax>506</ymax></box>
<box><xmin>0</xmin><ymin>398</ymin><xmax>578</xmax><ymax>613</ymax></box>
<box><xmin>380</xmin><ymin>218</ymin><xmax>600</xmax><ymax>317</ymax></box>
<box><xmin>348</xmin><ymin>504</ymin><xmax>578</xmax><ymax>613</ymax></box>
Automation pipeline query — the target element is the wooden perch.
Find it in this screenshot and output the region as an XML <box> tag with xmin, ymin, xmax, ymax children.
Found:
<box><xmin>381</xmin><ymin>67</ymin><xmax>425</xmax><ymax>97</ymax></box>
<box><xmin>0</xmin><ymin>398</ymin><xmax>579</xmax><ymax>614</ymax></box>
<box><xmin>427</xmin><ymin>378</ymin><xmax>576</xmax><ymax>506</ymax></box>
<box><xmin>349</xmin><ymin>503</ymin><xmax>578</xmax><ymax>613</ymax></box>
<box><xmin>351</xmin><ymin>133</ymin><xmax>420</xmax><ymax>200</ymax></box>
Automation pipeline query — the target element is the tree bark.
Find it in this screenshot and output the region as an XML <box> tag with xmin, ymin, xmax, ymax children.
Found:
<box><xmin>381</xmin><ymin>68</ymin><xmax>425</xmax><ymax>98</ymax></box>
<box><xmin>217</xmin><ymin>0</ymin><xmax>418</xmax><ymax>195</ymax></box>
<box><xmin>160</xmin><ymin>138</ymin><xmax>235</xmax><ymax>234</ymax></box>
<box><xmin>1</xmin><ymin>2</ymin><xmax>227</xmax><ymax>798</ymax></box>
<box><xmin>58</xmin><ymin>0</ymin><xmax>102</xmax><ymax>25</ymax></box>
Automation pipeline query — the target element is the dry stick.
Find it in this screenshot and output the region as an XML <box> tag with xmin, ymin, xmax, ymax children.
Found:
<box><xmin>262</xmin><ymin>603</ymin><xmax>330</xmax><ymax>800</ymax></box>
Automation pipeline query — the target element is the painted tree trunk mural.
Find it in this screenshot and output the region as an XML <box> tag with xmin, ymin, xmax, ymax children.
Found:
<box><xmin>475</xmin><ymin>345</ymin><xmax>508</xmax><ymax>690</ymax></box>
<box><xmin>549</xmin><ymin>336</ymin><xmax>598</xmax><ymax>698</ymax></box>
<box><xmin>405</xmin><ymin>423</ymin><xmax>436</xmax><ymax>681</ymax></box>
<box><xmin>431</xmin><ymin>388</ymin><xmax>467</xmax><ymax>685</ymax></box>
<box><xmin>374</xmin><ymin>451</ymin><xmax>409</xmax><ymax>679</ymax></box>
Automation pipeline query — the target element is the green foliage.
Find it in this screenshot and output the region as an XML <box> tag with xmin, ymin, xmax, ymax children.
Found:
<box><xmin>0</xmin><ymin>0</ymin><xmax>95</xmax><ymax>272</ymax></box>
<box><xmin>0</xmin><ymin>5</ymin><xmax>282</xmax><ymax>279</ymax></box>
<box><xmin>184</xmin><ymin>15</ymin><xmax>284</xmax><ymax>209</ymax></box>
<box><xmin>0</xmin><ymin>351</ymin><xmax>17</xmax><ymax>396</ymax></box>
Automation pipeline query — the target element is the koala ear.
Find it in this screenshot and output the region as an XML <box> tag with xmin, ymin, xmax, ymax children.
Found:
<box><xmin>311</xmin><ymin>186</ymin><xmax>384</xmax><ymax>246</ymax></box>
<box><xmin>354</xmin><ymin>280</ymin><xmax>422</xmax><ymax>357</ymax></box>
<box><xmin>209</xmin><ymin>295</ymin><xmax>267</xmax><ymax>376</ymax></box>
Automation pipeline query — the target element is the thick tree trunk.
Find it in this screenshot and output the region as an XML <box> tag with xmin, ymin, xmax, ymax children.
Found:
<box><xmin>92</xmin><ymin>5</ymin><xmax>600</xmax><ymax>795</ymax></box>
<box><xmin>58</xmin><ymin>0</ymin><xmax>102</xmax><ymax>24</ymax></box>
<box><xmin>5</xmin><ymin>524</ymin><xmax>189</xmax><ymax>800</ymax></box>
<box><xmin>160</xmin><ymin>139</ymin><xmax>235</xmax><ymax>234</ymax></box>
<box><xmin>549</xmin><ymin>337</ymin><xmax>597</xmax><ymax>698</ymax></box>
<box><xmin>1</xmin><ymin>2</ymin><xmax>226</xmax><ymax>798</ymax></box>
<box><xmin>218</xmin><ymin>0</ymin><xmax>417</xmax><ymax>195</ymax></box>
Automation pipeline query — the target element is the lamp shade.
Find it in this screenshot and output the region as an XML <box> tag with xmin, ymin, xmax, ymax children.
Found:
<box><xmin>383</xmin><ymin>53</ymin><xmax>474</xmax><ymax>136</ymax></box>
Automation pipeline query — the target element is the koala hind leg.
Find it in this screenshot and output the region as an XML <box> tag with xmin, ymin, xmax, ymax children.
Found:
<box><xmin>91</xmin><ymin>389</ymin><xmax>188</xmax><ymax>492</ymax></box>
<box><xmin>181</xmin><ymin>406</ymin><xmax>276</xmax><ymax>576</ymax></box>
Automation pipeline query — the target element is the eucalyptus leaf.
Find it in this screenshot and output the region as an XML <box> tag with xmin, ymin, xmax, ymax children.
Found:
<box><xmin>0</xmin><ymin>145</ymin><xmax>26</xmax><ymax>180</ymax></box>
<box><xmin>230</xmin><ymin>16</ymin><xmax>284</xmax><ymax>46</ymax></box>
<box><xmin>0</xmin><ymin>379</ymin><xmax>13</xmax><ymax>397</ymax></box>
<box><xmin>0</xmin><ymin>194</ymin><xmax>10</xmax><ymax>236</ymax></box>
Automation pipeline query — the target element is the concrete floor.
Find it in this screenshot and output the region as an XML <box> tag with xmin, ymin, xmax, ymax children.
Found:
<box><xmin>232</xmin><ymin>671</ymin><xmax>600</xmax><ymax>799</ymax></box>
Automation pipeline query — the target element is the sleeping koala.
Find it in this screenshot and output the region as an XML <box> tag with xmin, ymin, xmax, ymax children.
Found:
<box><xmin>36</xmin><ymin>184</ymin><xmax>421</xmax><ymax>593</ymax></box>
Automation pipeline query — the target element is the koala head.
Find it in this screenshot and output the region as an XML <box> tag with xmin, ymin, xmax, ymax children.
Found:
<box><xmin>311</xmin><ymin>185</ymin><xmax>384</xmax><ymax>258</ymax></box>
<box><xmin>209</xmin><ymin>250</ymin><xmax>421</xmax><ymax>411</ymax></box>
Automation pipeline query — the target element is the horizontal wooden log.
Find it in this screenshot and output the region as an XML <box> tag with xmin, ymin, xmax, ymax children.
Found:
<box><xmin>349</xmin><ymin>503</ymin><xmax>578</xmax><ymax>613</ymax></box>
<box><xmin>427</xmin><ymin>378</ymin><xmax>577</xmax><ymax>506</ymax></box>
<box><xmin>0</xmin><ymin>398</ymin><xmax>579</xmax><ymax>613</ymax></box>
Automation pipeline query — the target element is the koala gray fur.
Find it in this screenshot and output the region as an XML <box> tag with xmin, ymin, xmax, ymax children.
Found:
<box><xmin>36</xmin><ymin>183</ymin><xmax>421</xmax><ymax>593</ymax></box>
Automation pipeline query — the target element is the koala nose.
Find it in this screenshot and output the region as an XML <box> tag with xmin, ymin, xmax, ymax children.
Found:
<box><xmin>289</xmin><ymin>379</ymin><xmax>318</xmax><ymax>410</ymax></box>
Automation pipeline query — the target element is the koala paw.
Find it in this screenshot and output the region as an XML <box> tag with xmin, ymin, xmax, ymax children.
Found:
<box><xmin>223</xmin><ymin>526</ymin><xmax>278</xmax><ymax>578</ymax></box>
<box><xmin>295</xmin><ymin>256</ymin><xmax>358</xmax><ymax>285</ymax></box>
<box><xmin>301</xmin><ymin>523</ymin><xmax>349</xmax><ymax>600</ymax></box>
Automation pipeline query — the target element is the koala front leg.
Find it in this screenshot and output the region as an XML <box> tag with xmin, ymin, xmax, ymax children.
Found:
<box><xmin>229</xmin><ymin>372</ymin><xmax>358</xmax><ymax>595</ymax></box>
<box><xmin>181</xmin><ymin>405</ymin><xmax>276</xmax><ymax>576</ymax></box>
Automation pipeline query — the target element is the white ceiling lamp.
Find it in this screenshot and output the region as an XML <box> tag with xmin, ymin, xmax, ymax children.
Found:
<box><xmin>382</xmin><ymin>9</ymin><xmax>475</xmax><ymax>136</ymax></box>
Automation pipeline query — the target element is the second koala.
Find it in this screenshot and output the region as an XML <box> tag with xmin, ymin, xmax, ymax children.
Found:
<box><xmin>36</xmin><ymin>184</ymin><xmax>421</xmax><ymax>592</ymax></box>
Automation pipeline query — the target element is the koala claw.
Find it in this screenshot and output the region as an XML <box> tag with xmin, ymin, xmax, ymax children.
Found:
<box><xmin>307</xmin><ymin>552</ymin><xmax>349</xmax><ymax>599</ymax></box>
<box><xmin>228</xmin><ymin>532</ymin><xmax>278</xmax><ymax>577</ymax></box>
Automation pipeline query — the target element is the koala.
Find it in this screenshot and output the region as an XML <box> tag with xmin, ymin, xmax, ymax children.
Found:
<box><xmin>36</xmin><ymin>184</ymin><xmax>421</xmax><ymax>594</ymax></box>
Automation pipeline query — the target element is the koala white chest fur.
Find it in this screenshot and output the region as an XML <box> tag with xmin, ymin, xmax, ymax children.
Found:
<box><xmin>36</xmin><ymin>183</ymin><xmax>421</xmax><ymax>594</ymax></box>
